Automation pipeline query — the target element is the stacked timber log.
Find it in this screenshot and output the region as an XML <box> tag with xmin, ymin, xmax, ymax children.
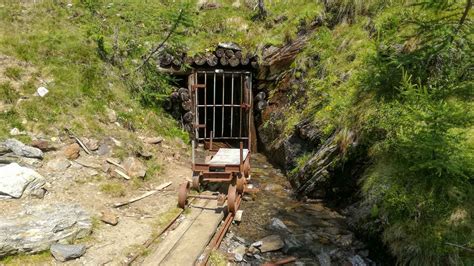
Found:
<box><xmin>157</xmin><ymin>43</ymin><xmax>259</xmax><ymax>71</ymax></box>
<box><xmin>163</xmin><ymin>87</ymin><xmax>194</xmax><ymax>134</ymax></box>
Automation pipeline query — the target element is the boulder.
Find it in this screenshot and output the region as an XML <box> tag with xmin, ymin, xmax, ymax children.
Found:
<box><xmin>0</xmin><ymin>163</ymin><xmax>46</xmax><ymax>199</ymax></box>
<box><xmin>0</xmin><ymin>203</ymin><xmax>92</xmax><ymax>257</ymax></box>
<box><xmin>64</xmin><ymin>143</ymin><xmax>80</xmax><ymax>160</ymax></box>
<box><xmin>50</xmin><ymin>243</ymin><xmax>86</xmax><ymax>262</ymax></box>
<box><xmin>257</xmin><ymin>235</ymin><xmax>284</xmax><ymax>253</ymax></box>
<box><xmin>122</xmin><ymin>157</ymin><xmax>146</xmax><ymax>178</ymax></box>
<box><xmin>4</xmin><ymin>139</ymin><xmax>43</xmax><ymax>159</ymax></box>
<box><xmin>46</xmin><ymin>158</ymin><xmax>71</xmax><ymax>172</ymax></box>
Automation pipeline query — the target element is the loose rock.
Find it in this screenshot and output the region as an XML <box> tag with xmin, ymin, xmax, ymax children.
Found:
<box><xmin>106</xmin><ymin>108</ymin><xmax>117</xmax><ymax>123</ymax></box>
<box><xmin>31</xmin><ymin>140</ymin><xmax>55</xmax><ymax>152</ymax></box>
<box><xmin>83</xmin><ymin>138</ymin><xmax>99</xmax><ymax>151</ymax></box>
<box><xmin>46</xmin><ymin>158</ymin><xmax>71</xmax><ymax>172</ymax></box>
<box><xmin>268</xmin><ymin>217</ymin><xmax>290</xmax><ymax>232</ymax></box>
<box><xmin>50</xmin><ymin>243</ymin><xmax>86</xmax><ymax>262</ymax></box>
<box><xmin>64</xmin><ymin>143</ymin><xmax>80</xmax><ymax>160</ymax></box>
<box><xmin>100</xmin><ymin>209</ymin><xmax>119</xmax><ymax>226</ymax></box>
<box><xmin>0</xmin><ymin>163</ymin><xmax>46</xmax><ymax>199</ymax></box>
<box><xmin>143</xmin><ymin>137</ymin><xmax>163</xmax><ymax>144</ymax></box>
<box><xmin>0</xmin><ymin>203</ymin><xmax>92</xmax><ymax>257</ymax></box>
<box><xmin>257</xmin><ymin>235</ymin><xmax>284</xmax><ymax>253</ymax></box>
<box><xmin>122</xmin><ymin>157</ymin><xmax>146</xmax><ymax>178</ymax></box>
<box><xmin>4</xmin><ymin>139</ymin><xmax>43</xmax><ymax>159</ymax></box>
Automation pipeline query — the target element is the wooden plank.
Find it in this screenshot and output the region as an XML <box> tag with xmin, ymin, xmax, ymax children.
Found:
<box><xmin>113</xmin><ymin>181</ymin><xmax>172</xmax><ymax>208</ymax></box>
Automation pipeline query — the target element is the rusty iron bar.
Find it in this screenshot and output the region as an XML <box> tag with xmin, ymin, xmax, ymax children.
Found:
<box><xmin>262</xmin><ymin>256</ymin><xmax>298</xmax><ymax>266</ymax></box>
<box><xmin>221</xmin><ymin>73</ymin><xmax>225</xmax><ymax>137</ymax></box>
<box><xmin>125</xmin><ymin>197</ymin><xmax>197</xmax><ymax>265</ymax></box>
<box><xmin>213</xmin><ymin>73</ymin><xmax>216</xmax><ymax>136</ymax></box>
<box><xmin>204</xmin><ymin>73</ymin><xmax>207</xmax><ymax>139</ymax></box>
<box><xmin>198</xmin><ymin>194</ymin><xmax>242</xmax><ymax>266</ymax></box>
<box><xmin>187</xmin><ymin>194</ymin><xmax>221</xmax><ymax>200</ymax></box>
<box><xmin>202</xmin><ymin>177</ymin><xmax>233</xmax><ymax>182</ymax></box>
<box><xmin>239</xmin><ymin>74</ymin><xmax>243</xmax><ymax>139</ymax></box>
<box><xmin>230</xmin><ymin>73</ymin><xmax>234</xmax><ymax>138</ymax></box>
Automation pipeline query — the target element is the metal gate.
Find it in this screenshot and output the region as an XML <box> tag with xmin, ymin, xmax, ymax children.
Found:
<box><xmin>190</xmin><ymin>70</ymin><xmax>252</xmax><ymax>142</ymax></box>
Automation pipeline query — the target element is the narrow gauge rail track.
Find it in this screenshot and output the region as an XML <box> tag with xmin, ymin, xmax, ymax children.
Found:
<box><xmin>128</xmin><ymin>193</ymin><xmax>241</xmax><ymax>265</ymax></box>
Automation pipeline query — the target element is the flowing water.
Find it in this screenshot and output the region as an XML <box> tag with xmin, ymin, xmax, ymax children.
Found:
<box><xmin>220</xmin><ymin>153</ymin><xmax>372</xmax><ymax>265</ymax></box>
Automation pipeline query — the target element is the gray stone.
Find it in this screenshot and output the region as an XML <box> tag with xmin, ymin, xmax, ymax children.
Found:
<box><xmin>50</xmin><ymin>243</ymin><xmax>86</xmax><ymax>262</ymax></box>
<box><xmin>233</xmin><ymin>244</ymin><xmax>246</xmax><ymax>262</ymax></box>
<box><xmin>0</xmin><ymin>203</ymin><xmax>92</xmax><ymax>257</ymax></box>
<box><xmin>0</xmin><ymin>163</ymin><xmax>46</xmax><ymax>199</ymax></box>
<box><xmin>349</xmin><ymin>255</ymin><xmax>367</xmax><ymax>266</ymax></box>
<box><xmin>46</xmin><ymin>158</ymin><xmax>71</xmax><ymax>172</ymax></box>
<box><xmin>268</xmin><ymin>217</ymin><xmax>290</xmax><ymax>232</ymax></box>
<box><xmin>257</xmin><ymin>235</ymin><xmax>284</xmax><ymax>253</ymax></box>
<box><xmin>4</xmin><ymin>139</ymin><xmax>43</xmax><ymax>159</ymax></box>
<box><xmin>318</xmin><ymin>252</ymin><xmax>331</xmax><ymax>266</ymax></box>
<box><xmin>97</xmin><ymin>143</ymin><xmax>111</xmax><ymax>156</ymax></box>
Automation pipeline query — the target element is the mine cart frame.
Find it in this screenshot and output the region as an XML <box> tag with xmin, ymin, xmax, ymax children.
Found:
<box><xmin>178</xmin><ymin>69</ymin><xmax>253</xmax><ymax>213</ymax></box>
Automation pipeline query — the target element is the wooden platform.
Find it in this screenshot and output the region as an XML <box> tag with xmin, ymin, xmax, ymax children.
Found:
<box><xmin>208</xmin><ymin>148</ymin><xmax>249</xmax><ymax>165</ymax></box>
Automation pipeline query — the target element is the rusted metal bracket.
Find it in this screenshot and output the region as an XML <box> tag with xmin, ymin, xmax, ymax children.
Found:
<box><xmin>191</xmin><ymin>84</ymin><xmax>206</xmax><ymax>91</ymax></box>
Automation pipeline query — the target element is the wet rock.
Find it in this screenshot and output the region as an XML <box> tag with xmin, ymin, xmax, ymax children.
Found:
<box><xmin>0</xmin><ymin>203</ymin><xmax>92</xmax><ymax>257</ymax></box>
<box><xmin>100</xmin><ymin>209</ymin><xmax>118</xmax><ymax>226</ymax></box>
<box><xmin>122</xmin><ymin>157</ymin><xmax>146</xmax><ymax>178</ymax></box>
<box><xmin>64</xmin><ymin>143</ymin><xmax>80</xmax><ymax>160</ymax></box>
<box><xmin>282</xmin><ymin>234</ymin><xmax>304</xmax><ymax>254</ymax></box>
<box><xmin>257</xmin><ymin>235</ymin><xmax>284</xmax><ymax>253</ymax></box>
<box><xmin>46</xmin><ymin>158</ymin><xmax>71</xmax><ymax>172</ymax></box>
<box><xmin>348</xmin><ymin>254</ymin><xmax>366</xmax><ymax>266</ymax></box>
<box><xmin>268</xmin><ymin>217</ymin><xmax>290</xmax><ymax>232</ymax></box>
<box><xmin>4</xmin><ymin>139</ymin><xmax>43</xmax><ymax>159</ymax></box>
<box><xmin>317</xmin><ymin>252</ymin><xmax>331</xmax><ymax>266</ymax></box>
<box><xmin>0</xmin><ymin>163</ymin><xmax>46</xmax><ymax>199</ymax></box>
<box><xmin>50</xmin><ymin>243</ymin><xmax>86</xmax><ymax>262</ymax></box>
<box><xmin>247</xmin><ymin>245</ymin><xmax>259</xmax><ymax>255</ymax></box>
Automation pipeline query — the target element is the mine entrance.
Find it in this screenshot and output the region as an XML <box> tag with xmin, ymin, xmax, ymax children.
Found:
<box><xmin>190</xmin><ymin>70</ymin><xmax>253</xmax><ymax>146</ymax></box>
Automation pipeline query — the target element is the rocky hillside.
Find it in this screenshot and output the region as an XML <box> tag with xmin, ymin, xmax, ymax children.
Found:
<box><xmin>0</xmin><ymin>0</ymin><xmax>472</xmax><ymax>265</ymax></box>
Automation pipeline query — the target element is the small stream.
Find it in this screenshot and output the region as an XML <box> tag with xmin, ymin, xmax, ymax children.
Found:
<box><xmin>220</xmin><ymin>153</ymin><xmax>372</xmax><ymax>265</ymax></box>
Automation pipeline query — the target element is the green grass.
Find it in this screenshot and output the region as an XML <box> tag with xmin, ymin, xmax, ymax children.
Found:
<box><xmin>100</xmin><ymin>182</ymin><xmax>126</xmax><ymax>197</ymax></box>
<box><xmin>0</xmin><ymin>251</ymin><xmax>51</xmax><ymax>265</ymax></box>
<box><xmin>4</xmin><ymin>66</ymin><xmax>22</xmax><ymax>80</ymax></box>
